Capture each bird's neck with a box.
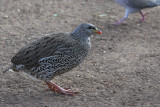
[72,30,89,42]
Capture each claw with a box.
[113,17,127,25]
[45,81,79,96]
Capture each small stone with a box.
[3,15,8,19]
[81,2,85,5]
[53,14,58,17]
[137,24,140,26]
[17,9,21,13]
[97,14,107,17]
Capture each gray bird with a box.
[114,0,160,25]
[3,23,102,95]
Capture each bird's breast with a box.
[87,38,91,49]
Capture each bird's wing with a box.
[11,33,70,68]
[129,0,160,8]
[33,42,88,78]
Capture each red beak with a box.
[95,29,102,35]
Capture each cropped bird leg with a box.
[45,81,79,95]
[139,10,147,22]
[114,9,130,25]
[114,17,127,25]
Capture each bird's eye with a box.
[88,26,95,29]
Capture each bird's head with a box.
[73,23,102,37]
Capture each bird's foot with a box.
[113,17,127,25]
[45,87,71,92]
[139,11,147,22]
[139,14,147,22]
[113,21,122,26]
[45,81,79,96]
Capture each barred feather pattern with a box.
[27,43,90,81]
[9,23,99,81]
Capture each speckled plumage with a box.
[3,23,102,95]
[4,23,101,81]
[11,32,90,80]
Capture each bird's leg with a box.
[114,17,127,25]
[45,86,71,92]
[114,9,129,25]
[45,81,79,95]
[139,10,147,22]
[45,84,59,92]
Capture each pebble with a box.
[76,75,80,77]
[3,15,8,19]
[17,9,21,13]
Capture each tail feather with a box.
[2,64,13,73]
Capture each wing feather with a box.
[11,33,70,68]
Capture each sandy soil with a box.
[0,0,160,107]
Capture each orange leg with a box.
[45,81,79,96]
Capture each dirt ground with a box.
[0,0,160,107]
